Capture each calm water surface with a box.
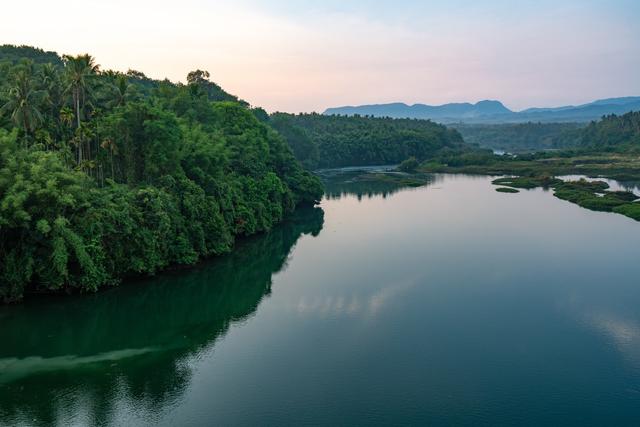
[2,173,640,426]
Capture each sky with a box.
[2,0,640,112]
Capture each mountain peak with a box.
[474,100,511,114]
[324,97,640,123]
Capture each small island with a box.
[496,187,520,193]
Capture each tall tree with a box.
[63,54,99,164]
[0,68,44,145]
[39,63,64,143]
[110,74,133,108]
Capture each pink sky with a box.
[3,0,639,112]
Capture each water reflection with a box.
[319,169,440,200]
[2,173,640,426]
[0,207,324,427]
[565,293,640,370]
[290,277,420,319]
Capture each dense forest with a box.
[578,112,640,152]
[0,45,323,302]
[452,122,584,153]
[270,113,468,169]
[450,113,640,155]
[452,114,640,154]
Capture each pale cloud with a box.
[588,312,640,368]
[291,278,418,318]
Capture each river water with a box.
[1,172,640,426]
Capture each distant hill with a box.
[324,97,640,124]
[324,100,511,121]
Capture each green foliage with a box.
[269,114,319,169]
[0,45,62,66]
[0,66,46,141]
[99,101,182,184]
[453,122,583,153]
[0,46,322,302]
[579,112,640,153]
[398,157,419,173]
[552,180,636,212]
[495,187,519,193]
[271,113,466,169]
[452,113,640,154]
[492,176,562,189]
[419,150,640,182]
[432,148,496,167]
[490,175,639,222]
[420,112,640,180]
[613,203,640,221]
[0,133,107,300]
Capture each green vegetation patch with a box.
[495,187,519,193]
[398,157,419,173]
[553,181,637,213]
[418,152,640,183]
[613,203,640,221]
[489,174,640,221]
[492,176,562,189]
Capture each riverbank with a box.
[418,153,640,182]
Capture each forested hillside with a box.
[578,112,640,152]
[450,114,640,154]
[0,45,322,302]
[452,122,583,153]
[0,45,62,65]
[270,113,467,169]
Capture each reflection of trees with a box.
[322,171,439,200]
[0,207,324,427]
[620,181,640,194]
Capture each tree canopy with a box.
[270,112,467,169]
[0,45,322,302]
[578,112,640,153]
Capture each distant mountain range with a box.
[324,97,640,124]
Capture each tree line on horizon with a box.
[451,116,640,154]
[269,112,470,169]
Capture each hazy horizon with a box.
[3,0,639,113]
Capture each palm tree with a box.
[0,69,45,145]
[41,63,62,109]
[40,63,65,139]
[101,138,118,179]
[59,106,74,126]
[63,54,99,164]
[111,74,133,108]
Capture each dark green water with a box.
[2,172,640,426]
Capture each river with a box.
[1,172,640,426]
